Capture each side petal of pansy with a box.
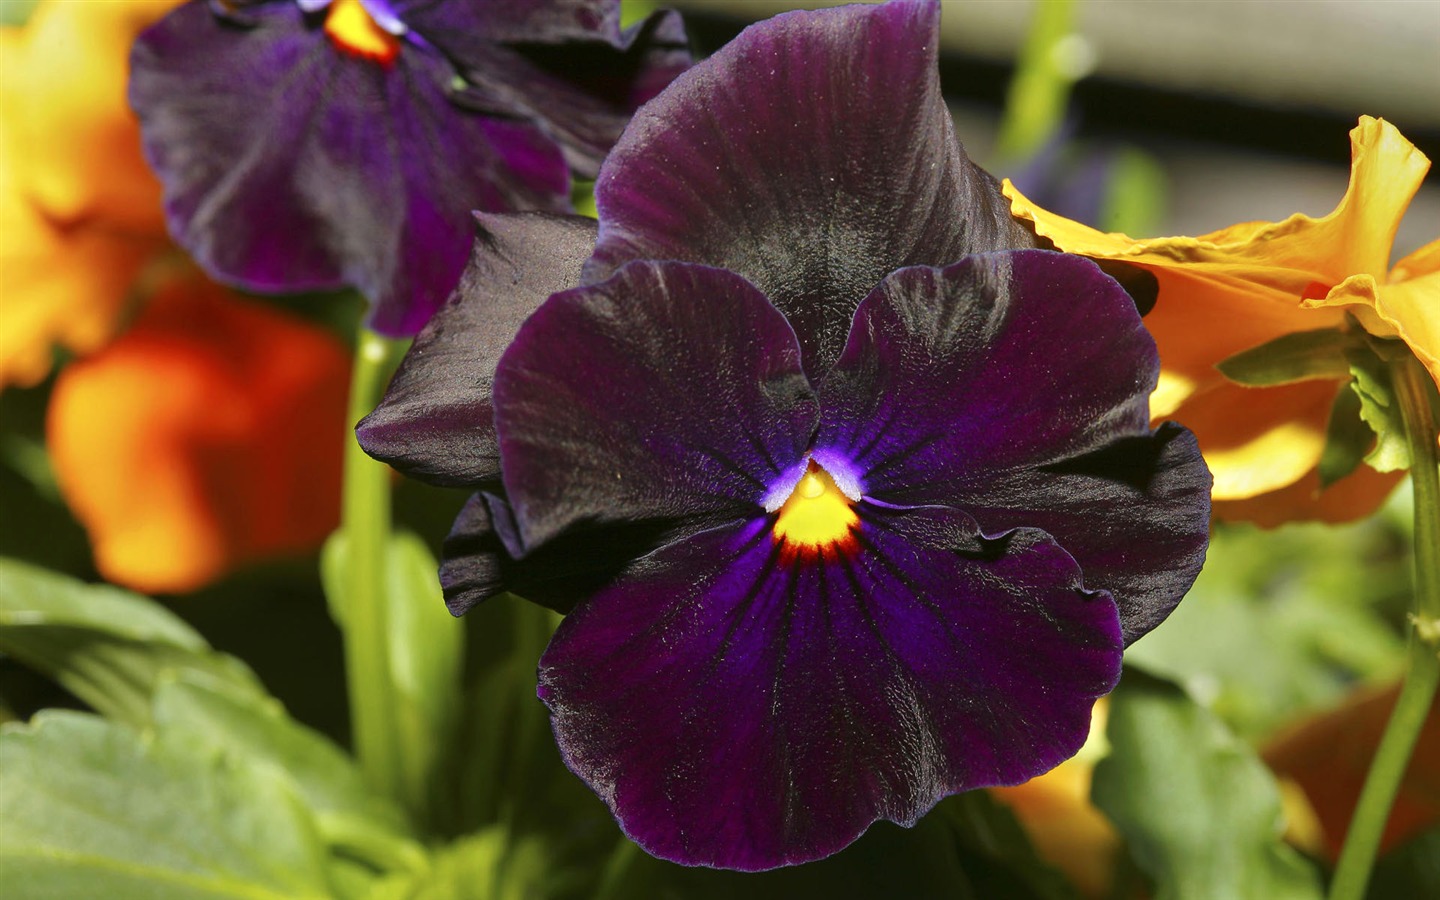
[538,508,1121,870]
[493,260,819,550]
[129,0,570,337]
[396,0,692,177]
[1369,238,1440,393]
[47,274,349,594]
[356,212,597,487]
[585,0,1038,374]
[816,251,1211,643]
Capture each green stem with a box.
[993,0,1082,166]
[1329,353,1440,900]
[341,329,402,797]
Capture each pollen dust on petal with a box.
[324,0,400,67]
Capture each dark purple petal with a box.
[438,491,694,616]
[130,2,570,337]
[967,423,1211,644]
[493,260,818,551]
[586,0,1037,373]
[390,0,623,46]
[817,250,1210,644]
[357,212,597,487]
[538,506,1121,870]
[451,11,692,178]
[818,250,1156,497]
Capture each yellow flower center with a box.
[324,0,400,66]
[773,461,858,551]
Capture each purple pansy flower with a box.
[358,0,1211,872]
[128,0,690,336]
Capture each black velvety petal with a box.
[817,250,1211,644]
[388,0,624,46]
[537,507,1121,870]
[130,1,570,337]
[393,0,692,180]
[438,491,689,616]
[585,0,1038,374]
[356,213,597,487]
[492,260,819,552]
[967,423,1211,644]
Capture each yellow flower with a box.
[0,0,181,387]
[1006,117,1435,523]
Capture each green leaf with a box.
[1092,670,1323,900]
[0,711,334,899]
[368,828,562,900]
[1348,347,1411,472]
[1318,383,1372,488]
[0,558,264,725]
[322,532,465,829]
[150,676,424,877]
[1216,329,1353,387]
[1367,826,1440,899]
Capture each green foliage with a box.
[1319,384,1372,488]
[1092,669,1323,900]
[370,828,564,900]
[0,557,265,726]
[322,531,465,829]
[0,711,335,900]
[1125,515,1406,740]
[1366,827,1440,899]
[1348,346,1412,473]
[1215,329,1354,387]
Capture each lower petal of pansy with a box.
[1212,461,1404,527]
[493,260,817,551]
[539,506,1122,871]
[129,1,570,337]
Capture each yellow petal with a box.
[1,0,180,233]
[1212,462,1403,527]
[1373,239,1440,392]
[1004,117,1429,291]
[1168,379,1336,501]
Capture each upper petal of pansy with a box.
[493,260,818,552]
[129,0,570,337]
[585,0,1037,374]
[538,506,1121,870]
[816,250,1211,643]
[448,10,691,178]
[357,212,597,487]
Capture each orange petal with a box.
[992,703,1119,898]
[1143,268,1346,417]
[1005,117,1429,293]
[1266,681,1440,860]
[0,152,162,387]
[48,276,351,593]
[1,0,181,233]
[1165,378,1337,502]
[1212,461,1404,527]
[1372,238,1440,393]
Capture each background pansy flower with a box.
[1006,116,1436,524]
[360,0,1212,870]
[128,0,691,337]
[48,273,350,594]
[0,0,179,387]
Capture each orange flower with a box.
[47,275,350,594]
[0,0,180,387]
[1006,117,1435,523]
[1266,681,1440,860]
[991,703,1119,898]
